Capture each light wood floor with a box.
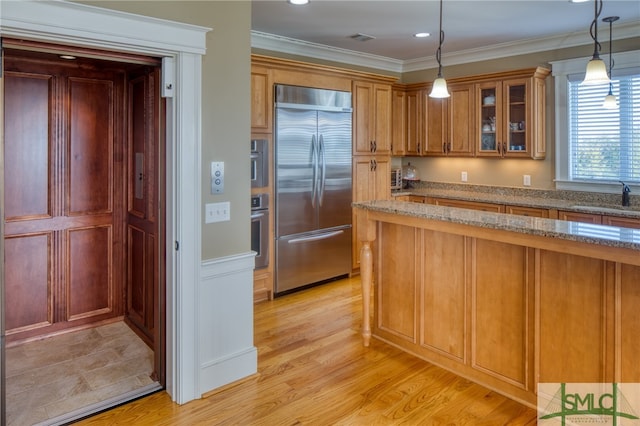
[77,276,538,425]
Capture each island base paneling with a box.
[366,217,640,408]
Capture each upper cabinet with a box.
[393,67,550,159]
[251,64,273,133]
[476,68,549,159]
[353,80,392,156]
[424,83,475,157]
[391,87,406,156]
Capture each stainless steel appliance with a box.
[250,138,268,188]
[274,84,352,295]
[251,193,269,269]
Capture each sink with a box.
[571,205,637,214]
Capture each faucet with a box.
[620,181,631,207]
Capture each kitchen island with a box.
[354,200,640,407]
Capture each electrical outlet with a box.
[523,175,531,186]
[205,201,231,223]
[461,171,468,182]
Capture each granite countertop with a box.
[391,183,640,219]
[354,200,640,251]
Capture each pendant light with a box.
[429,0,450,98]
[602,15,619,109]
[581,0,610,85]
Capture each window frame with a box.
[551,49,640,194]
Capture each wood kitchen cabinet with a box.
[505,205,549,217]
[352,156,391,268]
[424,83,474,157]
[476,67,549,159]
[353,80,392,156]
[251,64,272,133]
[428,197,505,213]
[391,87,406,156]
[558,210,602,224]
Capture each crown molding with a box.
[252,20,640,74]
[251,31,403,73]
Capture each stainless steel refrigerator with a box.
[274,84,352,295]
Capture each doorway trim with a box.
[1,1,209,405]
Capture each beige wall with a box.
[256,36,640,190]
[87,1,252,260]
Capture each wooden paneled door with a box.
[4,51,126,342]
[125,66,163,363]
[3,47,164,383]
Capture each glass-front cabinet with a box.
[476,78,532,158]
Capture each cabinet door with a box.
[405,89,423,156]
[476,81,503,157]
[391,88,406,156]
[424,91,448,156]
[503,78,530,157]
[448,83,474,156]
[430,198,504,213]
[353,81,392,156]
[373,83,392,155]
[353,81,374,154]
[251,65,272,133]
[602,215,640,229]
[505,205,549,218]
[353,156,390,268]
[558,210,602,224]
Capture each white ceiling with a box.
[251,0,640,71]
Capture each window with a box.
[552,50,640,192]
[568,74,640,182]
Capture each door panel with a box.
[69,77,113,215]
[68,226,112,320]
[4,72,52,220]
[275,108,317,237]
[4,233,52,332]
[3,50,125,342]
[317,111,352,230]
[125,67,161,347]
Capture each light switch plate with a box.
[205,202,230,223]
[211,161,224,194]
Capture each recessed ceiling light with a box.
[59,55,77,60]
[414,32,430,38]
[568,0,589,3]
[288,0,309,5]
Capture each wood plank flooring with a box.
[76,276,538,425]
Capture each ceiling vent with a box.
[350,33,376,42]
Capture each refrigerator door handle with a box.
[287,230,344,244]
[318,134,326,207]
[311,134,318,208]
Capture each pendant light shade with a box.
[430,77,450,99]
[429,0,450,98]
[582,57,610,85]
[603,88,617,109]
[581,0,610,85]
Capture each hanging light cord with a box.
[589,0,604,60]
[435,0,445,78]
[607,18,615,77]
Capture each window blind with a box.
[568,74,640,183]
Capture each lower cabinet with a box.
[428,197,504,213]
[353,156,391,269]
[373,221,640,406]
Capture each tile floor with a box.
[5,322,156,426]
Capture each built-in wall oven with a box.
[251,193,269,269]
[251,139,268,188]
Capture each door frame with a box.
[0,1,209,405]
